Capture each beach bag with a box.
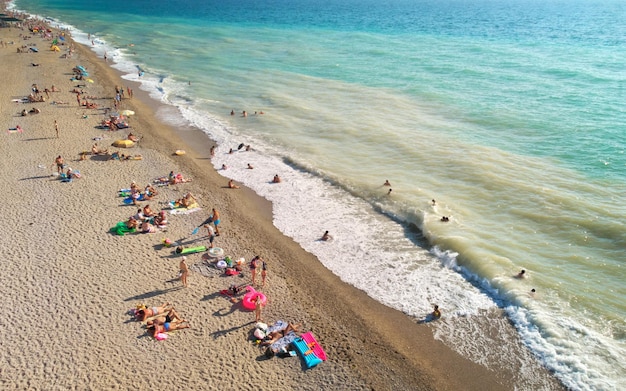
[254,328,267,340]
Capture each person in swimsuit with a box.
[261,261,268,287]
[54,155,64,174]
[142,204,156,219]
[135,302,173,321]
[146,308,184,326]
[254,296,264,322]
[211,208,221,235]
[260,323,301,346]
[249,256,260,285]
[321,231,331,241]
[204,223,216,248]
[179,257,189,288]
[147,319,190,337]
[432,305,441,319]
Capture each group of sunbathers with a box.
[134,303,190,338]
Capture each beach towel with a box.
[110,221,136,236]
[168,202,201,215]
[270,331,299,353]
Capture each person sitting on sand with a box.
[144,183,158,197]
[146,319,190,337]
[135,302,173,321]
[154,210,168,228]
[169,171,191,185]
[272,174,281,183]
[261,323,301,346]
[21,109,28,116]
[228,179,240,189]
[142,204,156,219]
[29,107,40,114]
[432,305,441,319]
[141,220,156,233]
[91,143,108,155]
[66,168,81,179]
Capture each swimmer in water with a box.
[383,180,391,186]
[516,269,526,278]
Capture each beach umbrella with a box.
[119,109,135,116]
[112,139,135,148]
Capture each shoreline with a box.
[0,11,565,390]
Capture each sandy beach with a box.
[0,12,565,391]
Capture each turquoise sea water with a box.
[11,0,626,389]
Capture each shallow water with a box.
[12,0,626,389]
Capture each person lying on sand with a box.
[125,216,139,230]
[147,319,190,337]
[174,192,196,208]
[146,308,184,326]
[135,303,173,321]
[261,323,301,346]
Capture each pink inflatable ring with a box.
[241,286,267,310]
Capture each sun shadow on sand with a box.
[124,286,183,301]
[19,175,53,180]
[22,137,55,141]
[210,320,255,339]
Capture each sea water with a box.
[10,0,626,389]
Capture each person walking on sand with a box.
[210,208,221,235]
[54,119,59,138]
[179,256,189,288]
[204,223,216,248]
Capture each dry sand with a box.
[0,16,565,391]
